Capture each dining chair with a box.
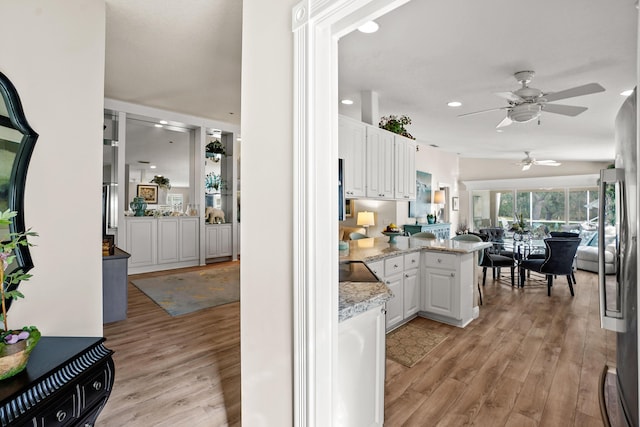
[411,232,436,239]
[519,237,581,296]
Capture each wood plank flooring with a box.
[97,264,613,426]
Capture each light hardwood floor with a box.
[97,264,613,426]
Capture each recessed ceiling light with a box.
[150,165,157,169]
[357,21,379,33]
[159,120,168,125]
[620,89,634,96]
[447,101,462,107]
[496,129,504,133]
[341,99,354,105]
[154,124,163,128]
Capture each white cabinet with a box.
[335,305,385,427]
[205,223,232,259]
[126,218,157,269]
[394,135,416,200]
[421,251,475,327]
[367,252,421,332]
[366,126,395,199]
[338,116,367,198]
[124,217,200,274]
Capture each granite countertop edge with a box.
[338,281,393,322]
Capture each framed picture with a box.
[408,170,432,218]
[345,199,353,217]
[137,184,158,203]
[452,196,459,211]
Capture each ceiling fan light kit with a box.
[459,70,605,128]
[516,151,561,171]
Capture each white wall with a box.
[241,0,296,424]
[0,1,105,335]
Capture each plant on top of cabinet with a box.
[150,175,171,189]
[206,139,226,157]
[379,115,415,140]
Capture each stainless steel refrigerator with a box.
[599,88,638,426]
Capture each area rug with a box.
[131,264,240,316]
[386,321,448,368]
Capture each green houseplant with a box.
[0,209,39,379]
[150,175,171,190]
[379,115,415,140]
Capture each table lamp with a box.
[433,190,445,222]
[357,211,375,235]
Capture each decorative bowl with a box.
[381,231,402,244]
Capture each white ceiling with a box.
[104,0,637,166]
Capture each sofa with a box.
[576,242,616,274]
[339,226,367,241]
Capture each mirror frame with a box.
[0,71,38,306]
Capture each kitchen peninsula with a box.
[340,236,491,330]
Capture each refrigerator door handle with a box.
[598,168,626,332]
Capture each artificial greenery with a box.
[150,175,171,189]
[0,209,37,333]
[379,115,415,140]
[206,139,226,157]
[205,173,227,193]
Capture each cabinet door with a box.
[366,127,394,199]
[394,136,416,200]
[126,219,157,268]
[179,217,199,261]
[339,117,367,198]
[423,268,457,318]
[205,226,221,258]
[384,273,404,332]
[335,306,385,426]
[403,268,420,318]
[157,218,179,264]
[218,224,232,256]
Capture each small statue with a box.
[205,207,225,224]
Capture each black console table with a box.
[0,337,114,426]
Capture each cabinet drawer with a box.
[82,367,110,409]
[37,394,77,427]
[404,252,420,270]
[384,255,404,276]
[365,260,384,279]
[424,252,457,269]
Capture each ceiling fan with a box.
[517,151,561,171]
[459,70,605,128]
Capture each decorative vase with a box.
[427,216,435,224]
[0,327,41,380]
[130,197,147,216]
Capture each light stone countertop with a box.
[338,236,491,322]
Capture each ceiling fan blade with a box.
[458,106,508,117]
[522,163,532,171]
[543,83,605,102]
[543,104,588,117]
[496,116,512,128]
[495,91,524,103]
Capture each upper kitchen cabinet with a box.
[394,135,416,200]
[338,116,367,198]
[366,126,394,199]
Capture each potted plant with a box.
[206,139,226,158]
[378,115,415,140]
[427,214,436,224]
[150,175,171,189]
[0,209,39,380]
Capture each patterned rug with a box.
[131,264,240,316]
[386,321,448,368]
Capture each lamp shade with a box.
[357,211,375,227]
[433,190,446,205]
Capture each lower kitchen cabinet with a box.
[335,305,385,427]
[367,251,421,332]
[420,251,474,327]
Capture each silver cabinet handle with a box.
[405,274,409,278]
[437,259,442,263]
[451,273,455,277]
[381,307,387,314]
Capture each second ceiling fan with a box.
[459,70,605,128]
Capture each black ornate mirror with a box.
[0,71,38,309]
